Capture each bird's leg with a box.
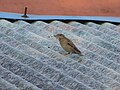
[69,52,72,56]
[64,52,70,56]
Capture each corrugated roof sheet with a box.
[0,19,120,90]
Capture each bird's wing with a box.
[67,39,80,52]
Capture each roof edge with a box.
[0,12,120,23]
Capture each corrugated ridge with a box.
[0,19,120,90]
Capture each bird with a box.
[54,34,83,56]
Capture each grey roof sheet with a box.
[0,19,120,90]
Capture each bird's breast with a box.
[59,39,72,52]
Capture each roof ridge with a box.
[0,12,120,23]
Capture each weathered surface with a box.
[0,19,120,90]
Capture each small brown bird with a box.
[54,34,83,56]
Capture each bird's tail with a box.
[75,50,84,56]
[79,53,84,56]
[78,52,84,56]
